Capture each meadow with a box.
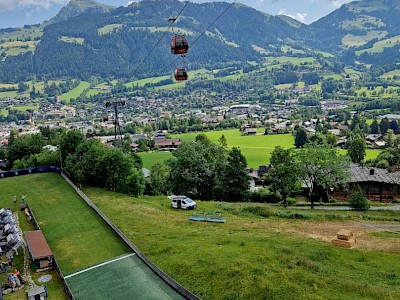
[59,81,91,102]
[84,187,400,300]
[138,129,381,169]
[0,173,399,299]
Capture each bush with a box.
[249,189,279,203]
[287,197,297,205]
[349,186,370,211]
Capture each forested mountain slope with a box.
[1,0,400,82]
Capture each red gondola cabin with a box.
[175,68,188,81]
[171,35,189,55]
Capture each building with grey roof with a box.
[333,165,399,202]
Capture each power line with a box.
[130,1,190,78]
[150,0,238,84]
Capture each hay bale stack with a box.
[331,229,355,248]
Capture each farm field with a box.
[137,129,382,169]
[59,81,91,102]
[0,90,18,98]
[171,129,294,168]
[84,187,400,300]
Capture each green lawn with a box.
[138,152,173,169]
[0,174,130,275]
[59,81,91,102]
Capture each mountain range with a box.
[0,0,400,83]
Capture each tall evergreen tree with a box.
[294,128,308,148]
[370,119,380,134]
[379,117,390,135]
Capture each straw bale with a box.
[331,237,356,248]
[336,229,353,241]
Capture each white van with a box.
[168,195,197,210]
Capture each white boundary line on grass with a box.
[64,253,136,279]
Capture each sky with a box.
[0,0,354,29]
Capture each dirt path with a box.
[271,220,400,253]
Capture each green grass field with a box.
[59,81,91,102]
[1,173,399,300]
[84,188,400,300]
[380,69,400,79]
[12,104,38,112]
[0,90,18,98]
[170,129,294,168]
[0,174,130,275]
[139,129,382,170]
[356,35,400,56]
[138,152,173,169]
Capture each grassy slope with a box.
[0,174,399,299]
[0,174,130,275]
[59,81,91,102]
[84,188,400,300]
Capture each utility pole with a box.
[105,97,126,146]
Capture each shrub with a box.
[240,205,274,217]
[349,185,370,211]
[286,197,297,205]
[249,189,279,203]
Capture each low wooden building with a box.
[25,230,54,272]
[333,166,399,202]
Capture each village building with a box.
[333,165,399,202]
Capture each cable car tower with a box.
[104,97,126,146]
[169,17,189,81]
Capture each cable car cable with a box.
[130,1,190,78]
[150,0,237,84]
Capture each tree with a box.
[379,117,390,135]
[294,128,307,148]
[348,185,370,211]
[168,141,225,200]
[267,147,299,207]
[384,129,395,148]
[370,119,380,134]
[218,147,250,202]
[347,135,366,164]
[59,130,84,163]
[218,134,227,148]
[295,144,350,208]
[148,163,169,195]
[195,134,211,146]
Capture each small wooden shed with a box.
[25,230,54,272]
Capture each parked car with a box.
[168,195,197,210]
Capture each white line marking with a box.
[65,253,136,279]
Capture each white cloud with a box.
[278,8,307,23]
[0,0,68,11]
[329,0,352,7]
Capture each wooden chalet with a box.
[333,166,399,202]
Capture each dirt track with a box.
[275,221,400,253]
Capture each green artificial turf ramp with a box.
[66,254,184,300]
